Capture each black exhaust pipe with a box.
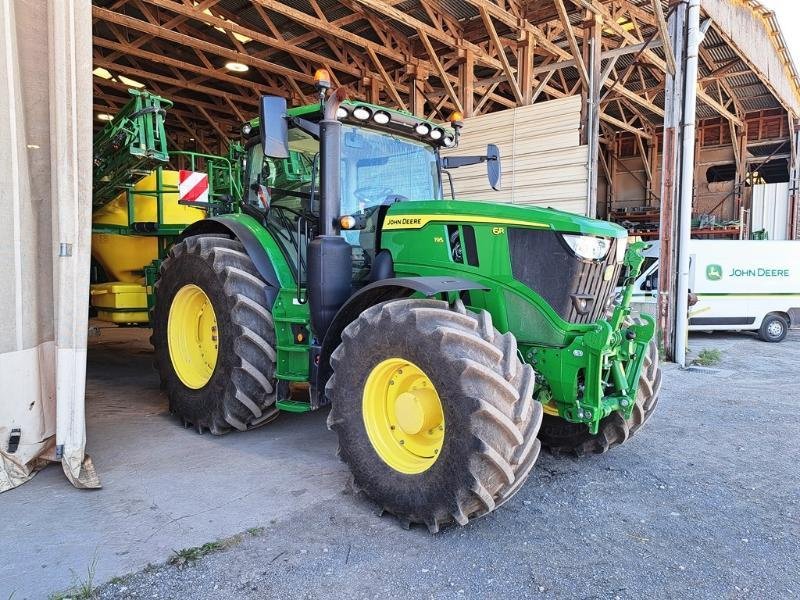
[308,88,352,341]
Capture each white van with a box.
[627,240,800,342]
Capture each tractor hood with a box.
[382,200,627,239]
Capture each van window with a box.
[617,256,657,287]
[641,268,658,291]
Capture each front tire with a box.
[758,313,788,342]
[326,298,542,532]
[151,234,278,434]
[538,325,662,456]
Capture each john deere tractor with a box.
[148,77,661,532]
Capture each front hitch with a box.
[532,241,656,434]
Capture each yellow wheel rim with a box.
[362,358,445,474]
[167,284,219,389]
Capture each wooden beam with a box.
[196,104,232,142]
[533,40,664,75]
[93,57,259,107]
[461,0,569,60]
[138,0,371,82]
[353,0,507,71]
[553,0,589,88]
[479,7,524,105]
[93,37,283,96]
[173,112,214,154]
[651,0,676,75]
[418,30,463,114]
[459,49,475,116]
[93,7,316,84]
[520,31,535,105]
[366,46,407,111]
[599,113,653,139]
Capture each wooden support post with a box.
[408,66,427,117]
[459,49,475,117]
[368,77,380,104]
[520,31,535,105]
[637,134,653,206]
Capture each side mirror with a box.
[259,96,289,159]
[486,143,501,191]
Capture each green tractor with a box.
[149,79,661,531]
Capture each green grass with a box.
[49,555,98,600]
[168,541,224,568]
[693,348,722,366]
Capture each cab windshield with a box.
[339,124,440,217]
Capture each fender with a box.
[314,276,489,405]
[180,213,295,306]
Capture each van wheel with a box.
[758,313,788,342]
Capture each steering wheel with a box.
[354,186,394,205]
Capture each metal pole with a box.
[657,2,686,361]
[674,0,706,367]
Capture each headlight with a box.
[373,110,390,124]
[562,234,611,261]
[415,123,430,135]
[442,134,456,147]
[242,123,252,135]
[615,236,628,263]
[430,128,443,140]
[336,107,348,119]
[353,106,371,120]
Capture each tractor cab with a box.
[238,76,499,287]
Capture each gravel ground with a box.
[86,330,799,600]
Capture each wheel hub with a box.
[767,320,783,337]
[167,284,219,389]
[362,358,445,474]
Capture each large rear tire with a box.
[326,298,542,532]
[151,234,278,434]
[538,325,661,456]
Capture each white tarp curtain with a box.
[751,183,790,241]
[0,0,97,491]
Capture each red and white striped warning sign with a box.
[179,170,209,203]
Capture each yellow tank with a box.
[91,169,205,323]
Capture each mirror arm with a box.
[442,155,489,169]
[290,117,320,139]
[442,170,456,200]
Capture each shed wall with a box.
[447,96,589,215]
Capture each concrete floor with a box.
[2,327,799,599]
[0,325,348,599]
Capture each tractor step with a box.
[275,399,312,413]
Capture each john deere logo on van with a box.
[706,264,723,281]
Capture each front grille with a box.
[507,229,620,324]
